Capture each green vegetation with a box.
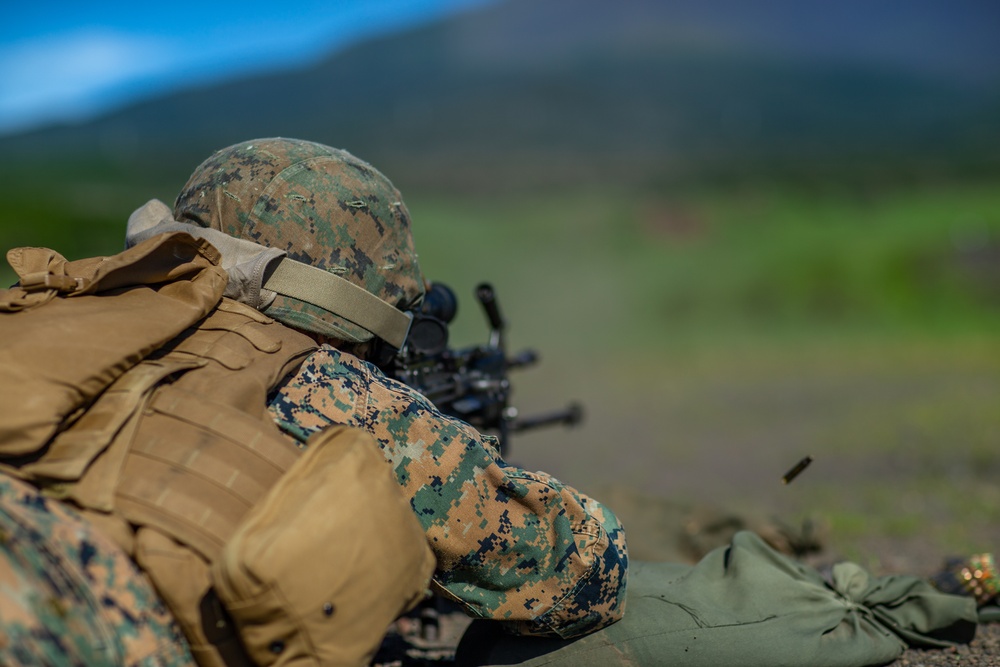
[2,174,998,571]
[0,161,180,287]
[406,180,1000,351]
[6,171,998,346]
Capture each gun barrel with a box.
[510,402,584,432]
[507,349,538,370]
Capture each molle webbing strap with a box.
[263,258,412,348]
[114,387,301,561]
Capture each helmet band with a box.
[263,257,412,348]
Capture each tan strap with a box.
[264,258,412,348]
[19,272,85,294]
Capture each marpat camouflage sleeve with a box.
[0,473,194,666]
[268,346,628,638]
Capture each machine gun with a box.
[381,282,582,454]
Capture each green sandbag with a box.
[458,531,976,667]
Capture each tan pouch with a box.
[211,426,436,667]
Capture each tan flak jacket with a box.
[0,231,435,666]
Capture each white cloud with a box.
[0,0,498,134]
[0,29,179,129]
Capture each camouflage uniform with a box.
[0,473,193,666]
[267,347,628,638]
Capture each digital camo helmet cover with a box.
[173,138,424,343]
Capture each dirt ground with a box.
[383,336,1000,666]
[374,613,1000,667]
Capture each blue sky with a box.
[0,0,493,135]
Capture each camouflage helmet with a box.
[173,138,423,344]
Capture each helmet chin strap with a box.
[263,258,412,349]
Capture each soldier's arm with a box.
[268,346,628,638]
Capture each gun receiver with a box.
[384,282,582,453]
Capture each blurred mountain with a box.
[2,0,999,191]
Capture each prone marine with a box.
[0,138,626,666]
